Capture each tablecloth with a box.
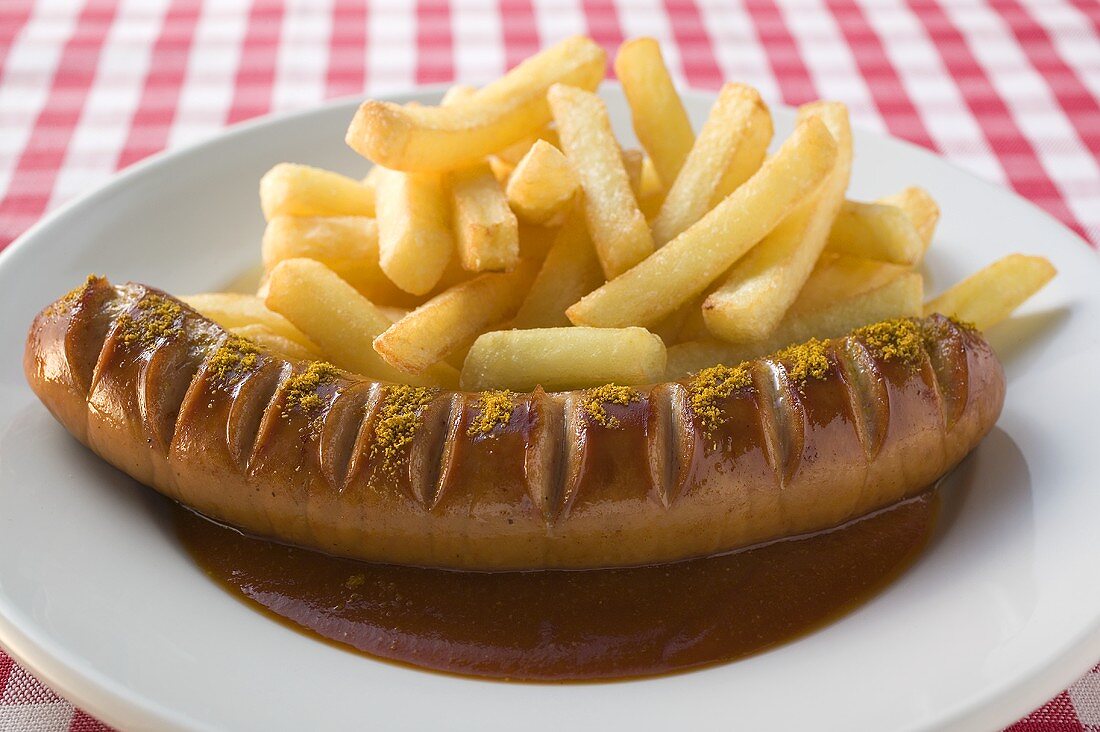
[0,0,1098,729]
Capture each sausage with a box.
[24,276,1005,570]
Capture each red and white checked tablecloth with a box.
[1,0,1098,729]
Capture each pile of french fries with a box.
[186,35,1056,392]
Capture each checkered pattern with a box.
[0,1,1097,729]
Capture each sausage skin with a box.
[24,277,1005,570]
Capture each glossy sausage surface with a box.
[24,277,1005,569]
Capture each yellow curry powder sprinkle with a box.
[207,336,259,381]
[283,361,339,416]
[118,293,183,345]
[581,384,639,428]
[775,337,832,382]
[919,315,976,353]
[689,363,753,434]
[48,274,100,316]
[372,385,436,474]
[854,318,924,364]
[467,390,515,436]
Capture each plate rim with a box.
[1,84,1098,732]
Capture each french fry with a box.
[923,253,1056,330]
[621,148,645,198]
[451,162,520,272]
[549,83,654,278]
[444,332,484,371]
[261,215,420,307]
[566,116,838,328]
[649,301,693,345]
[378,305,409,323]
[880,186,939,250]
[637,155,665,220]
[487,156,515,185]
[665,268,923,380]
[775,265,922,346]
[346,36,605,171]
[460,327,666,392]
[260,163,374,220]
[650,293,707,345]
[264,258,457,386]
[496,126,559,165]
[180,292,318,351]
[517,222,559,261]
[373,260,539,375]
[373,166,454,295]
[495,134,540,166]
[713,101,773,203]
[229,324,322,362]
[505,139,579,225]
[614,37,695,186]
[703,101,852,342]
[825,200,925,265]
[652,84,771,246]
[796,252,911,307]
[440,84,477,106]
[665,340,754,383]
[511,215,604,329]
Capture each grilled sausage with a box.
[24,276,1005,570]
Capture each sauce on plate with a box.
[175,491,936,681]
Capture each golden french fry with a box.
[440,84,477,105]
[460,326,666,392]
[637,155,665,220]
[260,163,375,220]
[665,269,923,379]
[703,101,852,342]
[880,186,939,251]
[495,134,540,166]
[361,166,382,192]
[229,324,322,362]
[505,139,579,225]
[373,260,538,375]
[796,252,911,307]
[713,102,773,202]
[516,222,559,261]
[566,116,838,328]
[614,37,695,186]
[264,258,457,386]
[346,36,605,171]
[181,292,318,351]
[495,125,560,166]
[649,301,692,345]
[511,215,604,329]
[664,340,754,383]
[444,332,483,371]
[549,83,654,278]
[373,166,454,295]
[826,200,924,265]
[650,293,707,345]
[487,156,515,185]
[775,268,922,347]
[621,148,645,198]
[378,305,409,323]
[451,162,519,272]
[652,84,771,246]
[924,253,1056,330]
[261,215,420,307]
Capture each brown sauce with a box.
[175,491,937,681]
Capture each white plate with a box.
[1,86,1098,732]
